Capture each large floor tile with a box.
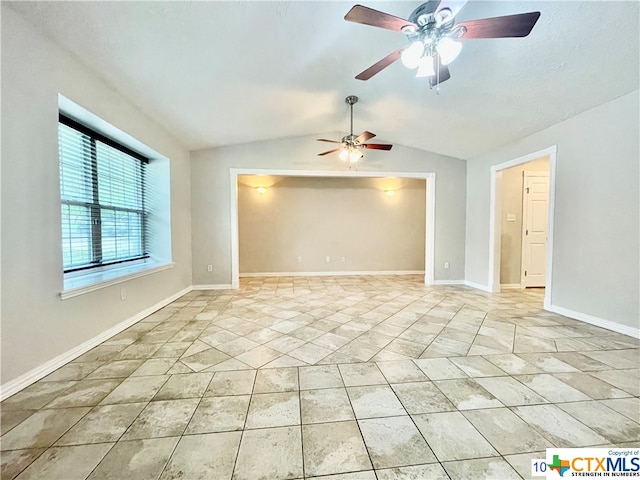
[14,443,113,480]
[245,391,300,428]
[185,395,250,434]
[0,407,91,450]
[375,360,428,383]
[87,437,180,479]
[433,378,503,410]
[599,397,640,423]
[301,388,355,424]
[233,426,303,480]
[299,365,344,390]
[99,375,168,405]
[390,381,456,414]
[1,449,46,480]
[302,421,372,477]
[462,407,553,455]
[338,363,386,387]
[474,376,548,406]
[552,372,631,399]
[56,403,146,445]
[512,404,609,447]
[347,385,406,419]
[413,358,468,380]
[358,416,436,469]
[159,431,241,480]
[205,370,256,396]
[412,411,498,461]
[153,372,213,400]
[514,373,592,402]
[121,399,199,440]
[557,401,640,444]
[254,367,299,393]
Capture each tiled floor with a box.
[1,275,639,479]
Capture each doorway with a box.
[488,146,557,309]
[229,169,436,289]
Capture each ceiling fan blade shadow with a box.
[457,12,541,39]
[316,139,342,143]
[356,46,406,80]
[345,4,417,32]
[354,131,376,143]
[362,143,393,151]
[317,148,342,156]
[435,0,468,21]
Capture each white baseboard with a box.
[434,280,466,285]
[0,286,192,401]
[192,284,235,290]
[464,280,493,292]
[501,284,523,290]
[239,270,425,278]
[548,304,640,339]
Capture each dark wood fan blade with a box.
[345,4,417,32]
[317,148,342,156]
[429,56,451,87]
[456,12,541,39]
[362,143,393,151]
[354,131,376,144]
[435,0,468,21]
[316,139,341,143]
[356,47,406,80]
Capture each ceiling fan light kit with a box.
[317,95,392,168]
[345,1,541,89]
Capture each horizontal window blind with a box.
[58,117,149,272]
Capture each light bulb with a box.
[339,149,348,161]
[416,56,435,77]
[349,148,362,163]
[256,187,266,195]
[437,37,462,65]
[385,190,395,197]
[401,41,424,69]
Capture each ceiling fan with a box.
[317,95,392,165]
[345,0,541,88]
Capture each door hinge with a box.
[526,229,528,235]
[526,187,530,194]
[524,270,527,277]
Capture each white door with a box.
[521,172,549,287]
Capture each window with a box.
[58,115,149,273]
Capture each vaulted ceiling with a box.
[7,1,639,159]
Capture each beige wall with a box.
[465,90,639,333]
[238,176,426,274]
[191,137,467,286]
[500,157,550,285]
[1,7,192,385]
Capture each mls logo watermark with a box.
[532,448,640,478]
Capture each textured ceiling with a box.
[7,1,639,159]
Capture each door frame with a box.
[488,145,557,309]
[520,171,550,288]
[229,168,436,289]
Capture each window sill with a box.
[61,261,174,300]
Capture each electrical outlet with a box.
[444,262,450,269]
[207,265,213,272]
[120,288,126,300]
[325,256,330,263]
